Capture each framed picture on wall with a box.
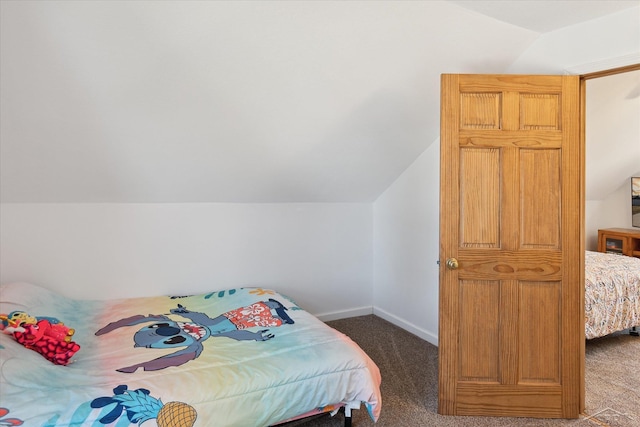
[633,177,640,228]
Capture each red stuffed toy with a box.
[1,312,80,365]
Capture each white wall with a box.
[0,203,373,318]
[1,6,638,345]
[584,70,640,246]
[373,142,440,345]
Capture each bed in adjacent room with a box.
[0,282,381,427]
[585,250,640,339]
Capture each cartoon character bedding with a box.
[585,250,640,339]
[0,282,381,426]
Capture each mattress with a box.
[0,282,381,426]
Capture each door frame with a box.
[579,61,640,412]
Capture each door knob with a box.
[445,258,459,270]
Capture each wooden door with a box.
[438,74,584,418]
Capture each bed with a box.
[585,250,640,339]
[0,282,381,427]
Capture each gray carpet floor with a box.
[286,315,639,427]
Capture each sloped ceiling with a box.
[449,0,637,32]
[1,1,638,203]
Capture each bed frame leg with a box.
[631,326,639,336]
[344,406,352,427]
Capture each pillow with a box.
[1,282,67,311]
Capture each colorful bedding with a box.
[0,283,381,426]
[585,251,640,339]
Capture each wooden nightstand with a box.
[597,228,640,258]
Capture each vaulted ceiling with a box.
[1,1,638,203]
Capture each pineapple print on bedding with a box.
[75,385,197,427]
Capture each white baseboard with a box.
[315,306,373,322]
[315,305,439,347]
[373,307,438,346]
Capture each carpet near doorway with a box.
[285,315,639,427]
